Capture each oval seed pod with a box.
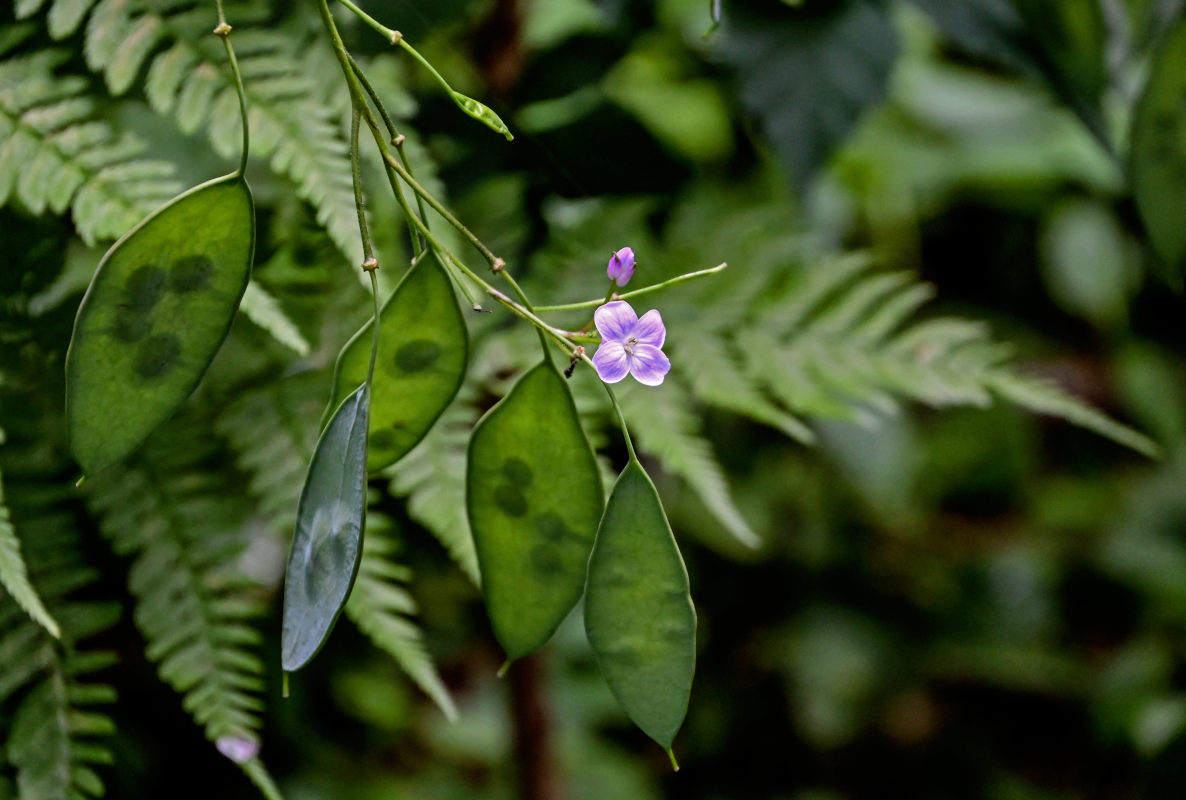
[281,383,370,673]
[466,361,603,662]
[66,174,254,476]
[584,459,695,764]
[1132,15,1186,274]
[328,255,467,472]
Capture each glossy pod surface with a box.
[66,175,254,476]
[282,383,370,672]
[329,256,467,472]
[584,459,695,753]
[467,361,603,662]
[1132,15,1186,271]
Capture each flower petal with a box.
[592,341,631,383]
[594,301,637,342]
[628,344,670,386]
[632,309,665,348]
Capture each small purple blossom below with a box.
[606,247,635,287]
[592,300,670,386]
[216,735,260,764]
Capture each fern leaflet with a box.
[78,0,363,264]
[84,427,281,791]
[0,484,119,800]
[0,466,59,638]
[345,517,457,721]
[0,48,180,243]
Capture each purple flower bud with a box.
[216,736,260,764]
[606,247,636,287]
[591,300,670,386]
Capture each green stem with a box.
[346,51,428,255]
[601,383,638,463]
[333,2,454,98]
[317,0,582,361]
[379,149,498,266]
[349,105,375,264]
[366,267,381,384]
[214,1,250,178]
[534,263,728,312]
[336,0,398,42]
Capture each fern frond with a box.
[216,372,325,531]
[84,427,281,789]
[78,0,362,264]
[386,399,482,585]
[667,255,1156,455]
[617,380,762,549]
[0,49,180,242]
[240,281,311,357]
[0,484,119,800]
[345,518,457,720]
[0,466,59,638]
[984,371,1159,457]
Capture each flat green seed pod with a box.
[584,460,695,755]
[467,361,603,662]
[328,256,468,472]
[66,175,254,476]
[281,383,371,673]
[1132,16,1186,274]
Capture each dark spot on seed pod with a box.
[112,307,151,342]
[125,265,167,310]
[170,255,214,293]
[134,333,181,379]
[394,339,441,373]
[530,545,563,575]
[493,484,528,517]
[369,430,397,451]
[503,457,532,486]
[535,512,572,543]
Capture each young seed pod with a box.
[327,255,467,472]
[281,383,371,673]
[466,361,603,663]
[585,459,695,765]
[66,174,254,476]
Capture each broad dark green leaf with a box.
[66,174,254,476]
[1132,14,1186,276]
[466,361,603,662]
[329,256,467,472]
[721,0,898,194]
[281,383,370,673]
[910,0,1108,143]
[584,459,695,758]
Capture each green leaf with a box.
[720,1,898,193]
[467,361,603,662]
[282,383,370,673]
[329,256,468,472]
[584,459,696,759]
[66,174,255,476]
[0,469,59,638]
[1131,14,1186,276]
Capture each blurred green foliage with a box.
[4,0,1186,798]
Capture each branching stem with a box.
[214,0,249,178]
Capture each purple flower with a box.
[592,301,670,386]
[606,247,636,287]
[216,736,260,764]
